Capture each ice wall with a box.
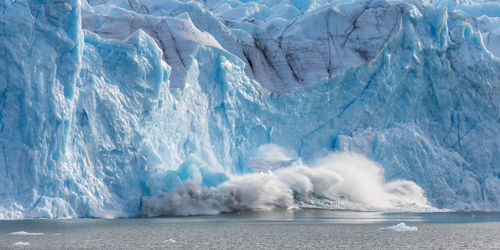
[1,0,500,218]
[0,0,83,218]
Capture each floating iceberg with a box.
[13,242,31,246]
[1,0,500,218]
[379,223,418,232]
[9,232,44,236]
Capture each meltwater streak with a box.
[141,151,435,216]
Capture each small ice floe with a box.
[13,242,30,246]
[164,239,176,243]
[9,231,44,236]
[379,223,418,231]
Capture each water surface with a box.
[1,210,499,249]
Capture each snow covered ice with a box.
[1,0,500,218]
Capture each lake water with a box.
[1,210,500,249]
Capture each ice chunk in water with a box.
[9,231,44,236]
[379,223,418,231]
[13,242,30,246]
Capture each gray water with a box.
[1,210,500,249]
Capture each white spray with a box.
[141,145,434,216]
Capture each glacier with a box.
[1,0,500,218]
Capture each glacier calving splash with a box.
[1,0,500,218]
[141,152,433,216]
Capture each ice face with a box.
[1,0,500,218]
[0,0,83,218]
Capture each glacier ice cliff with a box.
[1,0,500,218]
